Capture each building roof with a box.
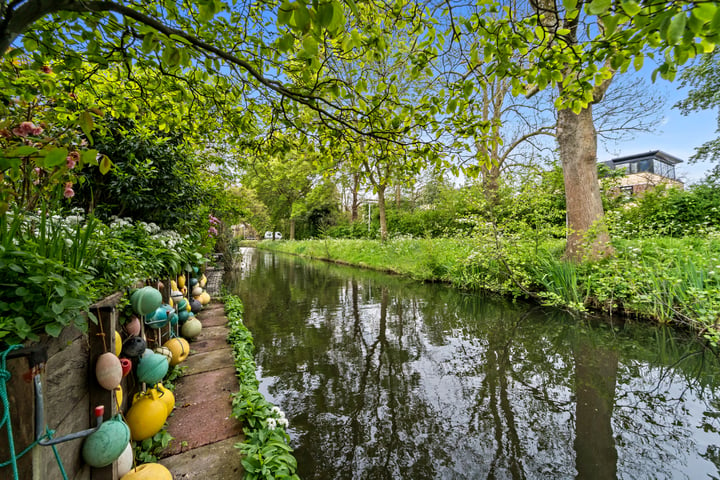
[606,150,683,166]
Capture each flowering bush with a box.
[0,56,112,214]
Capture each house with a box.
[601,150,684,194]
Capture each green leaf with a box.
[51,302,64,314]
[302,36,318,56]
[15,287,28,297]
[278,33,295,51]
[293,4,311,31]
[162,46,181,67]
[99,155,113,175]
[692,3,717,23]
[711,7,720,31]
[328,1,346,32]
[317,2,334,28]
[345,0,359,17]
[45,323,63,337]
[666,12,687,45]
[620,0,641,17]
[633,53,644,71]
[141,32,157,54]
[0,156,21,171]
[587,0,611,16]
[23,37,38,52]
[44,147,69,168]
[277,1,293,25]
[602,15,620,36]
[81,149,98,166]
[9,146,39,157]
[78,111,95,140]
[562,0,577,13]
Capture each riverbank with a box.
[257,237,720,342]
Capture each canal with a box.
[227,248,720,480]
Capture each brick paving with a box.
[158,281,244,478]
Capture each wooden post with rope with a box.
[88,292,122,480]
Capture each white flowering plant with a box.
[0,207,207,344]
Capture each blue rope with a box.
[0,345,68,480]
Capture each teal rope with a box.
[48,427,68,480]
[0,346,68,480]
[0,344,23,480]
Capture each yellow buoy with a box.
[114,331,122,356]
[114,385,124,411]
[177,275,186,288]
[163,337,190,366]
[152,383,175,415]
[120,463,172,480]
[126,390,167,441]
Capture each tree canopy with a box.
[2,0,719,256]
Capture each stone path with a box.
[159,268,244,478]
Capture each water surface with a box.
[227,248,720,480]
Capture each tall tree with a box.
[453,0,717,260]
[675,51,720,164]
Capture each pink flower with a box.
[34,167,42,175]
[208,214,221,225]
[12,121,43,137]
[208,226,218,236]
[63,182,75,198]
[66,151,80,169]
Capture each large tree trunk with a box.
[557,106,611,261]
[481,162,501,205]
[395,184,401,208]
[289,218,295,240]
[377,184,388,241]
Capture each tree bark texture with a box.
[557,105,611,261]
[377,184,387,241]
[351,173,359,222]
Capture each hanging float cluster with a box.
[85,269,210,478]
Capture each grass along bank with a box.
[258,237,720,344]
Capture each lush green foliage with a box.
[74,121,219,229]
[607,182,720,238]
[225,295,299,480]
[0,208,207,344]
[260,235,720,344]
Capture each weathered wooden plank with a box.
[42,391,90,479]
[0,355,36,480]
[45,336,89,430]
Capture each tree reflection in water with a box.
[226,248,720,480]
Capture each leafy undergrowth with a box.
[225,295,299,480]
[259,237,720,344]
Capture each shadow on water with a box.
[225,248,720,480]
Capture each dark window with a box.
[637,159,652,173]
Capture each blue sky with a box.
[599,76,718,185]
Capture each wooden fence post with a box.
[88,292,122,480]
